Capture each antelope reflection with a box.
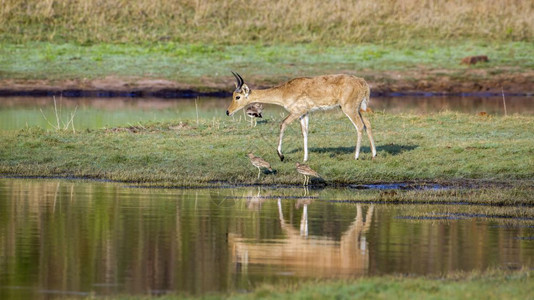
[229,198,374,277]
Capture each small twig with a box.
[39,107,58,129]
[65,106,78,133]
[501,87,507,116]
[195,97,200,126]
[53,96,61,129]
[40,96,78,132]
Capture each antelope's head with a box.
[226,72,250,116]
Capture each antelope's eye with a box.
[236,96,241,100]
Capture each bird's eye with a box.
[236,96,241,100]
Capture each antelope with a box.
[226,72,376,162]
[229,199,374,277]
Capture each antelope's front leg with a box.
[299,114,309,162]
[277,114,299,161]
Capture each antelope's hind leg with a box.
[361,113,377,158]
[342,109,365,159]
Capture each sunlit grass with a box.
[0,111,532,187]
[1,42,532,87]
[66,269,533,299]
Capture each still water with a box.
[0,95,533,130]
[1,178,533,298]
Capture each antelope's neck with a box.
[248,88,285,107]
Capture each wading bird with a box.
[245,103,263,127]
[247,153,273,179]
[226,72,376,162]
[296,162,321,186]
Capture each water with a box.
[1,178,533,299]
[0,95,532,130]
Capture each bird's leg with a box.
[257,167,261,179]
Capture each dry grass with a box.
[1,0,533,44]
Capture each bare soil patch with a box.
[0,69,533,97]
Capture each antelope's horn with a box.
[232,71,244,90]
[236,72,244,86]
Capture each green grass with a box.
[1,111,532,187]
[69,269,533,300]
[1,41,533,89]
[230,269,533,300]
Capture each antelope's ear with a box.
[242,84,250,97]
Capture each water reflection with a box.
[230,199,374,278]
[0,179,533,299]
[0,95,533,130]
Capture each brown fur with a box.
[227,74,377,162]
[229,202,374,277]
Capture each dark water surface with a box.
[0,95,532,130]
[1,178,533,299]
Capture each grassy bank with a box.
[1,0,532,44]
[71,269,533,299]
[0,42,534,79]
[1,111,532,187]
[216,269,534,300]
[1,41,533,90]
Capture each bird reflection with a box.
[245,187,265,211]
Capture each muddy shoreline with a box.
[1,174,527,191]
[1,70,533,98]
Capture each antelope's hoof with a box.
[278,152,285,161]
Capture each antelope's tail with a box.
[360,84,371,112]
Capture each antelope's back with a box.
[281,74,367,103]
